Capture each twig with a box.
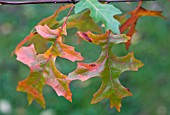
[0,0,156,5]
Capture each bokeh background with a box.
[0,0,170,115]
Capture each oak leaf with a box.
[66,10,102,33]
[120,2,165,49]
[15,25,83,108]
[69,31,143,112]
[74,0,122,34]
[16,44,72,108]
[14,4,73,53]
[14,4,102,54]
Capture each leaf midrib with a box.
[105,38,115,90]
[86,0,110,25]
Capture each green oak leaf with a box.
[74,0,122,34]
[69,31,143,112]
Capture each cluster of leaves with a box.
[14,0,164,112]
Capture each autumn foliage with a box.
[14,0,164,112]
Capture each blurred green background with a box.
[0,0,170,115]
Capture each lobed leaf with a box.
[14,4,73,53]
[120,2,165,49]
[16,44,73,108]
[17,71,45,108]
[15,4,102,53]
[69,31,143,111]
[13,3,149,111]
[36,25,84,62]
[16,24,83,108]
[66,10,102,33]
[37,4,73,28]
[35,24,67,39]
[74,0,122,34]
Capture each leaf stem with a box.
[0,0,156,5]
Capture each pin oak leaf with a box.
[15,24,83,108]
[74,0,122,34]
[69,31,143,112]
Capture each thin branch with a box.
[0,0,156,5]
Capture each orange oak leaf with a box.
[120,2,165,50]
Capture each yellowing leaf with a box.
[66,10,102,33]
[69,31,143,112]
[17,71,45,108]
[27,34,48,53]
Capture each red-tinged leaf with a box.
[17,71,45,108]
[69,31,143,112]
[68,62,104,81]
[37,4,73,27]
[14,4,73,53]
[44,57,72,102]
[45,58,72,101]
[54,37,84,62]
[15,44,74,108]
[35,24,67,39]
[16,45,46,107]
[15,22,84,107]
[14,32,36,54]
[35,25,60,39]
[120,2,165,49]
[36,25,84,62]
[15,44,46,67]
[77,31,109,44]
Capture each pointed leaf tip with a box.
[15,44,36,67]
[35,24,67,40]
[71,31,143,111]
[16,43,75,108]
[16,72,46,108]
[75,0,122,34]
[120,3,165,49]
